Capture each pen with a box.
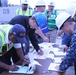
[26,66,32,73]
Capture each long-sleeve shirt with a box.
[59,24,76,71]
[9,15,40,52]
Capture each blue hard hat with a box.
[33,12,48,33]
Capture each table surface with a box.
[1,44,75,75]
[1,59,74,75]
[1,58,62,75]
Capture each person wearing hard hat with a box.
[32,0,46,15]
[44,1,57,43]
[15,0,32,16]
[65,3,76,17]
[0,24,30,74]
[73,12,76,22]
[58,3,76,50]
[32,0,48,43]
[61,12,76,48]
[9,13,49,56]
[56,12,76,75]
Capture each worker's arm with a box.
[14,44,30,66]
[0,61,19,71]
[29,28,44,55]
[35,27,49,42]
[0,44,29,71]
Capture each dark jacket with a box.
[9,15,40,52]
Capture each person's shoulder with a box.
[14,15,28,19]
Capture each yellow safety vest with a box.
[0,24,13,56]
[15,8,32,16]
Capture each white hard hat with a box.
[21,0,28,4]
[48,1,55,6]
[56,12,71,29]
[36,0,45,6]
[65,3,76,17]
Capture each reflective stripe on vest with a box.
[0,28,6,49]
[0,27,6,56]
[39,22,48,34]
[0,25,13,56]
[16,8,32,16]
[44,10,57,30]
[41,26,48,34]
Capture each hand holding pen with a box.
[22,57,30,66]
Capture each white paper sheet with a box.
[34,43,53,59]
[34,52,46,59]
[53,51,66,57]
[46,54,54,59]
[52,48,60,52]
[33,60,42,66]
[53,48,66,57]
[48,63,63,72]
[53,57,63,64]
[38,42,52,47]
[9,60,41,74]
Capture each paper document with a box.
[9,65,34,74]
[53,51,66,57]
[53,57,63,64]
[9,60,41,74]
[34,43,53,59]
[52,48,60,52]
[48,63,63,72]
[46,54,54,59]
[33,60,42,66]
[29,60,42,67]
[38,42,52,47]
[53,48,66,57]
[34,52,46,59]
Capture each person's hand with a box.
[57,71,64,75]
[43,36,49,42]
[22,58,30,66]
[57,30,63,36]
[37,50,44,55]
[22,55,30,66]
[57,31,63,36]
[47,11,51,18]
[24,54,29,60]
[8,65,19,71]
[62,46,68,52]
[55,65,64,75]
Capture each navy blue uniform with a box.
[59,24,76,71]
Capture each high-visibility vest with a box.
[44,10,57,30]
[15,8,32,16]
[0,25,13,56]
